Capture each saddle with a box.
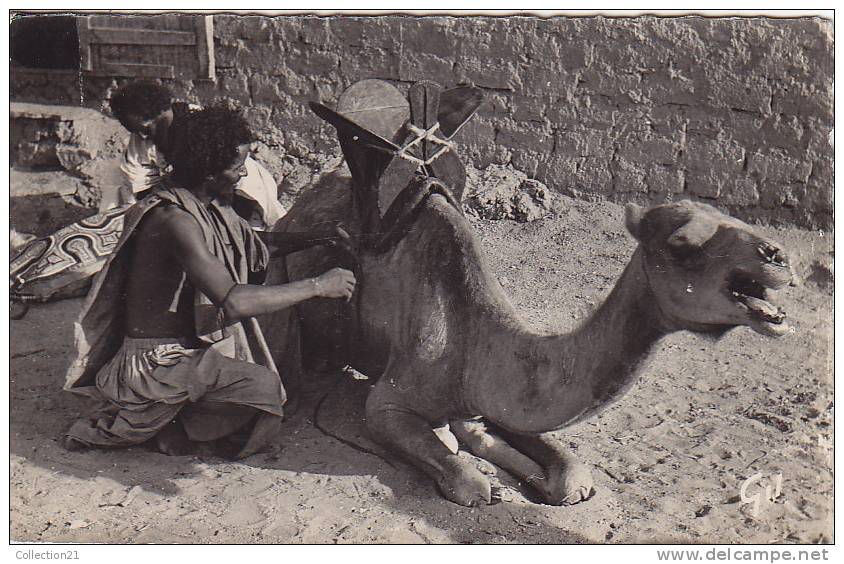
[309,79,483,249]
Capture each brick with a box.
[574,157,613,195]
[646,165,684,194]
[399,52,454,84]
[248,75,284,105]
[720,178,760,206]
[237,16,273,42]
[395,17,457,60]
[709,75,772,115]
[454,57,522,91]
[510,151,541,178]
[686,169,722,199]
[611,157,648,193]
[535,155,579,192]
[554,128,612,158]
[683,135,744,174]
[618,137,676,165]
[343,47,400,79]
[294,16,331,46]
[747,150,811,184]
[454,118,495,146]
[509,94,547,123]
[807,182,833,213]
[495,121,553,154]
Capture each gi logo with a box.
[739,472,783,518]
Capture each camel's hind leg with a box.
[365,387,491,507]
[450,420,593,505]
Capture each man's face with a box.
[122,108,173,140]
[206,143,250,202]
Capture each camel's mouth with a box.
[727,271,789,336]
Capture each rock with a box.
[11,102,127,171]
[10,103,129,214]
[745,410,792,433]
[463,164,554,222]
[76,157,126,210]
[10,169,96,236]
[10,168,81,199]
[56,145,95,171]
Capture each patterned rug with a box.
[10,205,130,317]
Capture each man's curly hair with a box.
[168,105,255,189]
[109,81,173,125]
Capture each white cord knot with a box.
[395,122,457,166]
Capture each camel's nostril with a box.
[757,243,788,267]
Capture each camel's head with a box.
[625,200,796,337]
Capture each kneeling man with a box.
[63,105,355,458]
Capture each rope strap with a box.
[395,122,457,166]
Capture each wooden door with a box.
[77,13,214,80]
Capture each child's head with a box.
[109,81,174,139]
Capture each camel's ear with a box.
[667,213,719,251]
[624,203,645,241]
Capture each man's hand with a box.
[312,267,356,300]
[257,225,356,259]
[311,225,352,251]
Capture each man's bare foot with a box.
[62,436,89,452]
[155,421,198,456]
[234,413,283,460]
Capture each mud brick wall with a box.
[11,15,833,229]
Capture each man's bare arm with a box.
[256,225,352,257]
[150,206,355,321]
[223,267,355,319]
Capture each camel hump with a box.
[273,170,357,235]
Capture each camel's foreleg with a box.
[365,385,491,507]
[495,426,594,505]
[449,418,546,484]
[451,420,593,505]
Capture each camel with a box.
[261,82,797,507]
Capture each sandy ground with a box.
[9,195,832,544]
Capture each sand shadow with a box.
[9,299,209,497]
[238,372,600,543]
[11,299,602,543]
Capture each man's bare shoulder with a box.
[142,202,196,230]
[138,202,204,249]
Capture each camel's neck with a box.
[561,247,672,419]
[472,248,674,433]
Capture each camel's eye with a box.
[668,242,705,267]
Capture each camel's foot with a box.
[529,457,594,506]
[450,420,595,506]
[366,379,493,507]
[436,455,492,507]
